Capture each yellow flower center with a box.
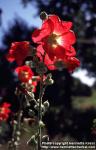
[21,71,29,78]
[48,33,61,48]
[0,108,5,114]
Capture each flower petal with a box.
[62,21,73,31]
[32,19,53,43]
[64,56,80,72]
[61,31,76,49]
[65,46,76,57]
[48,15,65,35]
[37,45,56,70]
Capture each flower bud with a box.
[17,137,20,141]
[27,91,35,100]
[40,11,48,20]
[42,135,49,142]
[43,100,50,109]
[14,141,19,146]
[25,60,33,68]
[48,79,54,85]
[39,120,45,128]
[41,104,45,112]
[34,104,39,110]
[44,73,54,85]
[13,120,18,125]
[45,78,54,85]
[16,131,21,136]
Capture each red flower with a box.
[7,41,30,66]
[15,65,34,83]
[0,102,11,121]
[32,15,76,61]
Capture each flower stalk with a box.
[38,75,43,150]
[37,50,46,150]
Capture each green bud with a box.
[13,120,17,125]
[17,137,20,141]
[40,11,48,20]
[16,131,21,136]
[27,92,35,100]
[49,79,54,85]
[42,135,49,142]
[45,73,54,85]
[39,120,45,128]
[43,100,50,109]
[41,104,45,112]
[34,104,39,110]
[25,60,34,68]
[37,99,40,103]
[45,78,54,85]
[14,141,19,146]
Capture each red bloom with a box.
[0,102,11,121]
[32,15,76,61]
[7,41,30,66]
[15,65,34,83]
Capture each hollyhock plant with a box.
[7,41,30,66]
[5,12,80,150]
[15,65,34,83]
[0,102,11,121]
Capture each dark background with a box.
[0,0,96,144]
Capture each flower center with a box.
[21,71,29,78]
[48,33,61,48]
[0,108,5,114]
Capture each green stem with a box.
[37,50,46,150]
[38,75,43,150]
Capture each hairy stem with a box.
[38,75,43,150]
[38,51,46,150]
